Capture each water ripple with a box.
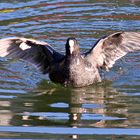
[0,0,140,138]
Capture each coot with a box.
[0,32,140,87]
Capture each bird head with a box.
[65,37,80,56]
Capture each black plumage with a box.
[0,32,140,87]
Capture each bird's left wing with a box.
[85,32,140,70]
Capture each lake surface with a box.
[0,0,140,139]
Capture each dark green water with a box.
[0,0,140,139]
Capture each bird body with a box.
[48,48,101,87]
[0,32,140,87]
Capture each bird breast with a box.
[68,58,97,87]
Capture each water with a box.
[0,0,140,139]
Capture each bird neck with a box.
[66,50,80,57]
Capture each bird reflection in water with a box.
[4,80,128,139]
[36,80,127,127]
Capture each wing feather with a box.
[86,32,140,70]
[0,37,64,73]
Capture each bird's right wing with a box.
[0,37,64,73]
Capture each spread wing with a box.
[0,37,64,73]
[85,32,140,71]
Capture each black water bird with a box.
[0,32,140,87]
